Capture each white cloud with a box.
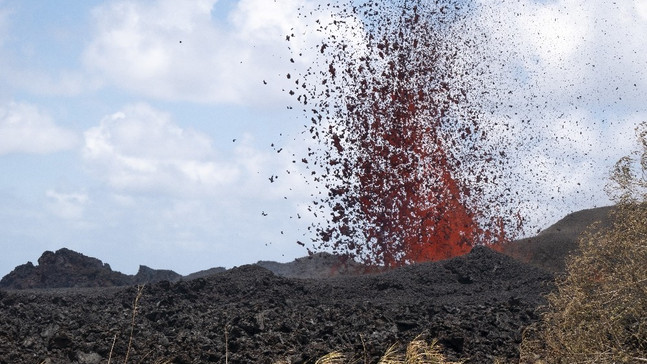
[83,103,241,194]
[0,101,78,155]
[479,0,647,111]
[638,0,647,20]
[1,68,100,97]
[518,1,591,65]
[82,102,318,202]
[46,190,89,220]
[82,0,323,105]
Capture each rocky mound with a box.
[256,252,368,278]
[180,266,227,281]
[501,205,614,273]
[0,246,552,363]
[0,249,183,289]
[132,265,182,285]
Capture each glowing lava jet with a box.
[287,0,521,267]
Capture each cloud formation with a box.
[83,0,318,105]
[81,102,310,198]
[77,101,317,271]
[479,0,647,111]
[83,103,241,194]
[0,101,78,155]
[46,190,89,220]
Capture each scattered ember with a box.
[284,0,524,267]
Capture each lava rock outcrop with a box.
[0,248,182,289]
[501,205,614,273]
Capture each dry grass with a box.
[305,336,462,364]
[522,204,647,363]
[403,338,460,364]
[106,285,172,364]
[315,351,347,364]
[520,139,647,364]
[108,284,144,364]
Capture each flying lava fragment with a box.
[285,0,524,267]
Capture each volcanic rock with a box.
[133,265,182,284]
[1,251,363,290]
[0,248,183,289]
[0,246,553,363]
[0,206,620,362]
[0,248,132,289]
[256,252,366,278]
[501,205,614,273]
[180,267,227,281]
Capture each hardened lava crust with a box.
[0,246,552,364]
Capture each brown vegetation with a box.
[520,123,647,363]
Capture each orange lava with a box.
[353,85,497,267]
[286,0,520,267]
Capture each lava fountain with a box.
[286,0,522,267]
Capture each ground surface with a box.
[0,247,552,364]
[501,205,614,273]
[0,206,615,363]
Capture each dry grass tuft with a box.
[315,351,347,364]
[106,285,171,364]
[318,337,460,364]
[108,284,144,364]
[403,338,460,364]
[275,337,461,364]
[377,343,402,364]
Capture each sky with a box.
[1,0,646,277]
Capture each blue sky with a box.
[1,0,646,277]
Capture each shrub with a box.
[520,124,647,363]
